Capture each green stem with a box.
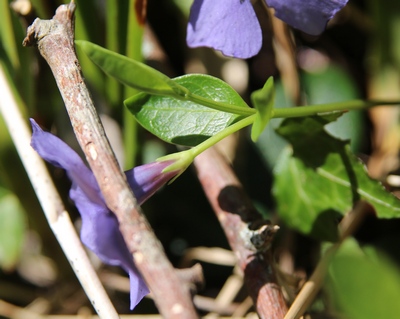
[187,92,256,116]
[162,98,400,173]
[158,114,255,175]
[189,99,400,157]
[190,114,256,157]
[273,99,400,118]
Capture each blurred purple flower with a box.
[30,119,179,309]
[187,0,348,59]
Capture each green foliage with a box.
[251,77,275,142]
[125,74,248,146]
[273,115,400,241]
[327,238,400,319]
[75,40,188,97]
[77,40,255,116]
[3,1,400,316]
[0,187,26,271]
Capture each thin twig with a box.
[284,200,369,319]
[194,147,288,319]
[0,65,119,319]
[22,3,198,318]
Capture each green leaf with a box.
[327,239,400,319]
[0,187,26,270]
[125,74,248,146]
[75,40,188,97]
[273,116,400,241]
[251,77,275,142]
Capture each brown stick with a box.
[23,3,198,318]
[194,147,288,319]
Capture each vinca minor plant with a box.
[2,0,400,318]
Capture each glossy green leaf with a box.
[251,77,275,142]
[327,239,400,319]
[0,187,26,270]
[125,74,248,146]
[75,40,188,97]
[273,116,400,241]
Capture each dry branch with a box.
[194,147,288,319]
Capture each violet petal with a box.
[70,185,149,309]
[30,119,149,309]
[187,0,262,59]
[125,161,178,205]
[30,119,104,206]
[266,0,348,35]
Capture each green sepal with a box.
[250,77,275,142]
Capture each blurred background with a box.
[1,0,400,317]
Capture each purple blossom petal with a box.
[70,185,149,309]
[125,161,178,205]
[187,0,262,59]
[30,119,149,309]
[30,119,104,207]
[266,0,348,35]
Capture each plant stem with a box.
[160,115,256,176]
[273,99,400,119]
[174,99,400,166]
[194,147,287,319]
[190,114,256,157]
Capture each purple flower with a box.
[187,0,348,59]
[30,119,180,309]
[267,0,348,35]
